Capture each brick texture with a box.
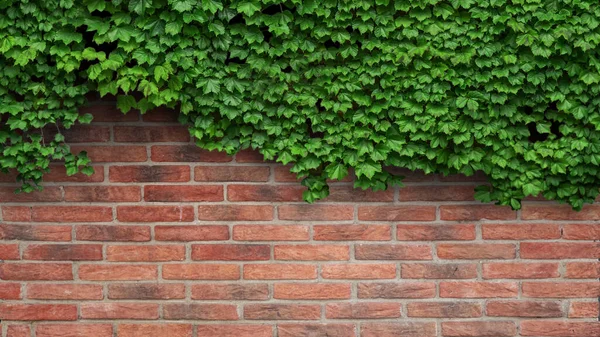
[1,106,599,336]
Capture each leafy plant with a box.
[2,0,600,210]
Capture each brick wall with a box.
[0,103,599,337]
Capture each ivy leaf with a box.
[129,0,152,15]
[326,163,349,181]
[237,1,260,16]
[356,161,381,179]
[117,95,137,113]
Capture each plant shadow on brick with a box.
[2,0,600,209]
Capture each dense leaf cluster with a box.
[2,0,600,209]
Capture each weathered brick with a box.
[142,107,179,122]
[114,125,190,142]
[6,325,30,337]
[407,302,482,318]
[486,301,563,317]
[401,263,477,279]
[520,321,600,336]
[109,165,190,182]
[1,206,31,221]
[118,324,192,337]
[244,264,317,280]
[437,243,516,259]
[279,205,354,221]
[358,282,436,299]
[440,282,518,298]
[0,244,19,260]
[117,206,194,222]
[155,225,229,241]
[0,263,73,280]
[482,224,560,240]
[0,186,62,202]
[64,186,141,202]
[0,304,77,321]
[163,264,240,280]
[36,324,113,337]
[326,303,401,319]
[31,206,113,222]
[144,185,223,201]
[163,304,238,320]
[233,225,309,241]
[46,165,104,182]
[44,125,110,143]
[81,303,159,319]
[0,224,71,241]
[520,242,600,259]
[151,145,231,162]
[274,245,349,260]
[244,304,320,320]
[440,205,516,221]
[322,263,396,279]
[361,323,436,337]
[108,284,185,300]
[192,244,270,261]
[196,325,272,337]
[522,282,600,298]
[400,185,475,201]
[228,185,304,201]
[313,224,391,241]
[324,186,394,202]
[278,324,355,337]
[70,145,147,162]
[191,284,269,300]
[442,322,517,337]
[27,284,103,300]
[397,224,475,241]
[23,244,102,261]
[274,283,351,300]
[568,302,599,318]
[355,244,432,260]
[76,225,151,241]
[522,204,600,220]
[482,263,560,279]
[358,206,436,221]
[198,205,273,221]
[195,165,270,182]
[79,264,157,281]
[0,283,21,300]
[562,224,600,240]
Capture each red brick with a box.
[198,205,273,221]
[482,224,560,240]
[322,264,396,279]
[196,325,272,337]
[155,225,229,241]
[520,242,600,259]
[566,262,600,278]
[76,225,150,241]
[401,263,477,279]
[278,324,355,337]
[437,243,516,259]
[45,165,104,182]
[144,185,223,201]
[244,304,320,320]
[163,304,238,320]
[400,185,475,201]
[36,324,113,337]
[324,186,394,202]
[438,171,487,182]
[0,283,21,300]
[233,225,309,241]
[244,264,317,280]
[163,264,240,280]
[0,224,71,241]
[6,325,30,337]
[235,149,267,162]
[151,145,231,162]
[44,125,110,143]
[358,206,436,221]
[195,165,270,181]
[114,125,190,142]
[1,206,31,221]
[192,244,270,261]
[71,145,147,162]
[358,282,436,299]
[520,321,600,336]
[569,302,599,318]
[108,284,185,300]
[0,263,73,280]
[483,263,559,279]
[110,165,190,182]
[326,303,401,319]
[82,104,139,122]
[440,282,518,298]
[191,284,269,300]
[313,224,391,241]
[79,264,157,281]
[0,304,77,321]
[107,245,184,262]
[522,204,600,220]
[562,224,600,240]
[118,324,192,337]
[117,206,194,222]
[397,224,475,241]
[274,283,351,300]
[407,302,482,318]
[23,244,102,261]
[64,186,140,202]
[142,106,179,122]
[228,185,304,202]
[27,284,102,300]
[274,165,301,182]
[442,322,517,337]
[522,282,600,298]
[274,245,349,260]
[486,301,563,317]
[440,205,516,221]
[0,244,19,260]
[31,206,113,222]
[355,244,432,260]
[361,323,436,337]
[81,303,159,319]
[0,186,62,202]
[279,205,354,221]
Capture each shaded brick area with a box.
[1,104,599,336]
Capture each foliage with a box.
[2,0,600,209]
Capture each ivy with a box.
[2,0,600,210]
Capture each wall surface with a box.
[0,103,599,337]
